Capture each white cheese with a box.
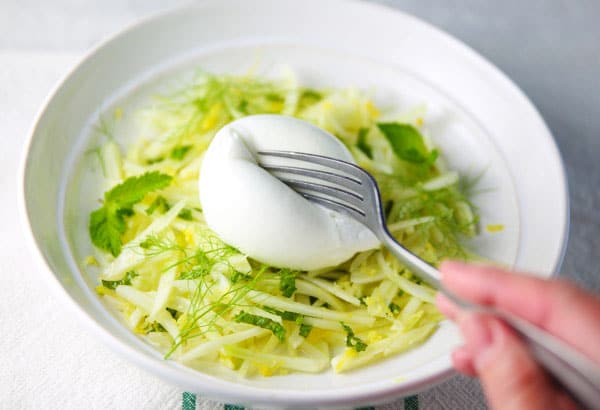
[199,115,379,270]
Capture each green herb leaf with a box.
[171,145,192,160]
[166,307,179,319]
[234,311,286,342]
[144,321,166,333]
[356,127,373,159]
[139,236,160,250]
[230,270,251,283]
[263,306,300,322]
[301,89,322,101]
[279,268,297,297]
[105,172,173,208]
[146,196,170,215]
[180,267,209,280]
[238,99,249,114]
[299,324,313,338]
[265,92,284,102]
[389,302,401,314]
[377,123,438,164]
[145,157,164,165]
[194,249,210,266]
[102,270,138,289]
[89,206,126,257]
[178,208,193,221]
[341,322,368,352]
[180,250,213,279]
[89,172,173,256]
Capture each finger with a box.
[452,346,476,376]
[437,294,478,376]
[435,293,459,320]
[555,392,579,410]
[459,313,565,410]
[440,261,600,362]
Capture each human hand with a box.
[436,261,600,410]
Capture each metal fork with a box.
[258,149,600,409]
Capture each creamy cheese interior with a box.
[199,115,379,270]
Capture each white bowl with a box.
[20,0,568,407]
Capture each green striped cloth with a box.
[181,392,419,409]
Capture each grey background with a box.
[2,0,598,409]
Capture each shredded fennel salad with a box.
[87,70,478,377]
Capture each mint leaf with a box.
[105,172,172,208]
[234,311,286,341]
[279,268,297,297]
[89,172,173,256]
[89,205,125,257]
[377,123,438,164]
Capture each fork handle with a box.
[379,231,442,288]
[502,313,600,409]
[380,233,600,408]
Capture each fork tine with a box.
[258,150,367,182]
[301,192,366,218]
[261,165,363,193]
[258,150,360,171]
[276,177,365,210]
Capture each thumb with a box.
[458,313,576,410]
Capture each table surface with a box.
[2,1,599,409]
